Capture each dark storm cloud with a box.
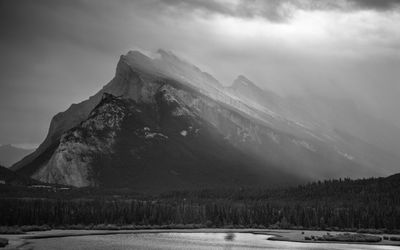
[349,0,400,10]
[159,0,284,21]
[160,0,234,15]
[159,0,293,21]
[0,0,122,53]
[159,0,400,22]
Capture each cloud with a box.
[349,0,400,10]
[158,0,289,21]
[159,0,400,22]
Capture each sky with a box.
[0,0,400,148]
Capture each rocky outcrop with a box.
[32,94,129,187]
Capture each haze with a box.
[0,0,399,156]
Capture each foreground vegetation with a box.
[0,174,399,233]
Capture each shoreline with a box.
[258,229,400,247]
[2,228,400,249]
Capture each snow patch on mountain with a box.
[292,139,316,152]
[267,131,280,144]
[338,150,355,161]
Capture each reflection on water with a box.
[224,232,235,241]
[223,233,236,250]
[30,232,399,250]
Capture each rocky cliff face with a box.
[14,49,387,188]
[32,94,128,187]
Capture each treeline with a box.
[0,174,399,231]
[0,196,399,231]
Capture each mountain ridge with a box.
[13,49,396,188]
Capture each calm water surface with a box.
[29,233,398,250]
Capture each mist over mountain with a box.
[11,49,399,189]
[0,145,34,168]
[2,0,400,169]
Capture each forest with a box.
[0,174,399,232]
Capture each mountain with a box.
[30,93,300,189]
[12,49,392,189]
[0,144,34,167]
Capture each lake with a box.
[27,232,398,250]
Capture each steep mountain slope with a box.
[28,93,300,189]
[0,145,34,167]
[13,49,386,188]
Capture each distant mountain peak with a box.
[232,75,259,90]
[236,74,251,82]
[0,144,35,152]
[0,144,34,168]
